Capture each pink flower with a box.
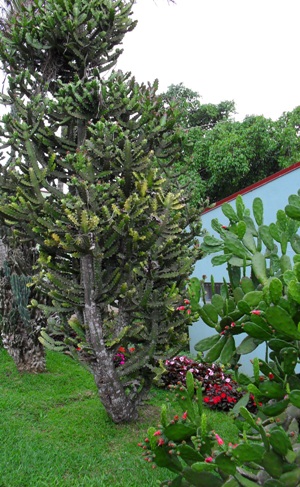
[157,438,165,446]
[215,433,224,445]
[176,306,186,311]
[187,309,191,315]
[205,456,213,463]
[153,430,161,436]
[251,310,261,315]
[184,299,190,304]
[182,411,188,420]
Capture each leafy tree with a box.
[181,111,300,204]
[0,0,202,422]
[162,83,235,129]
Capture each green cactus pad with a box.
[243,322,272,340]
[258,381,286,400]
[194,334,220,352]
[236,336,263,354]
[261,450,284,478]
[252,252,268,285]
[220,334,235,364]
[288,279,300,304]
[204,335,226,362]
[237,299,251,314]
[222,202,239,222]
[253,197,264,226]
[269,338,296,352]
[262,390,288,409]
[289,390,300,408]
[243,290,264,307]
[214,451,236,475]
[280,347,298,375]
[285,204,300,221]
[164,423,197,442]
[259,225,275,250]
[269,278,283,304]
[232,443,265,463]
[269,427,293,456]
[202,303,219,323]
[266,305,300,339]
[177,444,204,465]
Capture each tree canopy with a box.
[163,83,300,205]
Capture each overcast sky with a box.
[117,0,300,121]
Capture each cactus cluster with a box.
[141,371,300,486]
[187,192,300,413]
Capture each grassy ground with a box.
[0,349,239,487]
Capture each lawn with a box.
[0,350,239,487]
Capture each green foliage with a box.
[189,192,300,419]
[171,104,300,204]
[141,371,300,486]
[0,0,203,421]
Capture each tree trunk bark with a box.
[0,239,46,373]
[2,325,45,373]
[81,252,138,423]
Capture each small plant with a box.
[140,371,300,487]
[161,356,243,411]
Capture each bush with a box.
[162,356,243,411]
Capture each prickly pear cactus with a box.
[189,192,300,408]
[141,371,300,486]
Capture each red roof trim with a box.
[203,162,300,214]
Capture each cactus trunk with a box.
[81,253,138,423]
[2,324,45,373]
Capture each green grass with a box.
[0,350,239,487]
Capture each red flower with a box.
[153,430,161,436]
[251,310,261,315]
[129,347,135,353]
[157,438,165,446]
[215,433,224,445]
[268,373,274,380]
[118,346,126,353]
[203,397,210,403]
[205,456,213,463]
[176,306,186,311]
[182,411,188,420]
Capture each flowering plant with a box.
[140,371,300,486]
[113,346,135,367]
[162,356,243,411]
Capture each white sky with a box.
[117,0,300,121]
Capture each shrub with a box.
[162,356,243,411]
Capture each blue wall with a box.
[189,168,300,374]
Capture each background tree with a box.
[162,82,235,129]
[0,0,202,422]
[190,112,300,203]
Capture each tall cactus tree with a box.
[0,0,48,372]
[0,0,202,422]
